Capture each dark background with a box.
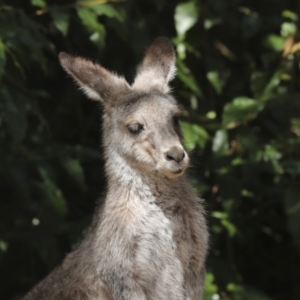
[0,0,300,299]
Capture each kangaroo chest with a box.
[99,180,206,299]
[133,195,203,276]
[169,205,204,274]
[148,183,205,272]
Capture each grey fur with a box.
[23,37,209,300]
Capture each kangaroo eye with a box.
[128,123,144,135]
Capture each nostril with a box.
[164,147,185,163]
[165,154,174,161]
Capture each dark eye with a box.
[128,123,144,135]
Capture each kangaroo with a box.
[23,37,209,300]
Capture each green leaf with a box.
[60,158,87,190]
[31,0,46,8]
[220,218,237,237]
[222,97,263,127]
[176,59,203,97]
[181,121,209,151]
[255,145,282,174]
[0,38,6,77]
[77,7,106,46]
[281,22,297,38]
[204,18,222,30]
[282,10,298,22]
[91,3,126,22]
[206,71,226,95]
[50,8,70,36]
[212,129,228,154]
[175,1,199,37]
[264,34,284,51]
[262,70,284,99]
[241,189,254,197]
[37,166,68,217]
[206,111,216,119]
[0,240,8,252]
[251,70,285,100]
[204,272,218,299]
[211,211,227,219]
[211,211,237,237]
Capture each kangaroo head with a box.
[59,37,189,178]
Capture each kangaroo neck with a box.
[104,151,184,202]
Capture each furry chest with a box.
[165,204,206,274]
[131,203,185,297]
[133,201,184,275]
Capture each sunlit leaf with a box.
[281,22,297,38]
[264,34,285,51]
[254,145,283,176]
[181,121,209,151]
[77,6,106,46]
[211,211,237,237]
[282,10,298,22]
[31,0,46,8]
[175,1,198,37]
[232,157,244,166]
[91,3,126,22]
[204,272,218,299]
[211,211,227,219]
[206,111,216,119]
[221,219,237,237]
[212,129,228,154]
[262,70,284,100]
[223,97,264,127]
[227,283,245,297]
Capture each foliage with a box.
[1,0,300,299]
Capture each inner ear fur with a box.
[132,37,176,93]
[59,52,130,105]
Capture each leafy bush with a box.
[0,0,300,299]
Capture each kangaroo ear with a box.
[59,53,130,105]
[132,37,176,93]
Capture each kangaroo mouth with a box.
[173,169,184,175]
[158,166,186,178]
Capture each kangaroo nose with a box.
[164,146,185,163]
